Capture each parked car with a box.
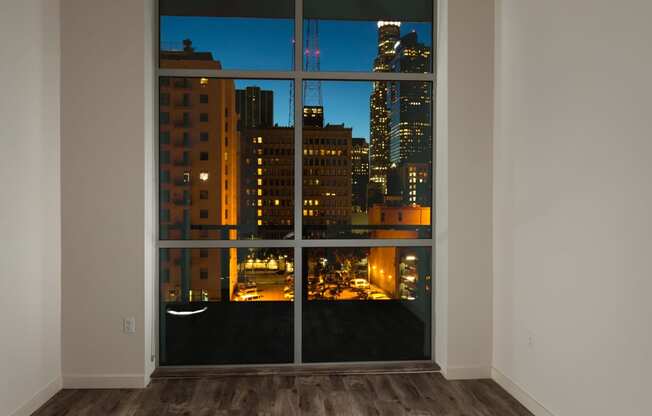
[368,291,390,300]
[350,278,370,290]
[237,292,261,301]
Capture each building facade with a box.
[303,120,353,238]
[351,138,370,212]
[369,21,401,192]
[239,126,295,239]
[159,40,239,302]
[388,31,432,166]
[236,86,274,129]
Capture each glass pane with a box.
[159,247,294,365]
[160,0,294,71]
[302,81,432,239]
[159,76,294,240]
[302,246,431,362]
[303,0,433,72]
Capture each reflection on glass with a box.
[159,0,294,71]
[302,81,432,239]
[302,246,431,362]
[159,74,294,240]
[160,247,293,365]
[303,0,433,72]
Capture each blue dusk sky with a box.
[161,17,432,140]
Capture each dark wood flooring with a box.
[33,373,533,416]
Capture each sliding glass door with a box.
[157,0,436,366]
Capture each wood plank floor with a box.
[33,373,533,416]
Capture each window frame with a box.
[155,0,439,368]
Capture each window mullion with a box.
[293,0,304,365]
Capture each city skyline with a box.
[161,17,432,139]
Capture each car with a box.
[237,292,261,301]
[368,292,390,300]
[350,278,370,290]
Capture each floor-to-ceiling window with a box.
[157,0,436,366]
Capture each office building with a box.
[369,21,401,191]
[236,86,274,129]
[351,138,370,212]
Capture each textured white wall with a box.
[0,1,62,414]
[494,1,652,415]
[61,0,155,388]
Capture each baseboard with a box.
[62,373,147,389]
[491,368,555,416]
[442,366,492,380]
[10,376,62,416]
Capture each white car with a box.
[350,278,370,289]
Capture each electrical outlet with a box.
[123,317,136,334]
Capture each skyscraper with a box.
[388,31,432,165]
[351,138,370,212]
[369,21,401,192]
[236,86,274,129]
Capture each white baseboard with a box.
[62,373,147,389]
[442,366,492,380]
[491,368,555,416]
[10,376,62,416]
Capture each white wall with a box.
[493,1,652,415]
[0,1,62,415]
[61,0,156,388]
[436,0,495,379]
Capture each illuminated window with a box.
[199,172,209,181]
[274,199,280,206]
[257,189,262,196]
[258,209,263,217]
[200,77,208,86]
[257,179,263,186]
[257,220,262,226]
[257,168,262,175]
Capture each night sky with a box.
[161,17,432,140]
